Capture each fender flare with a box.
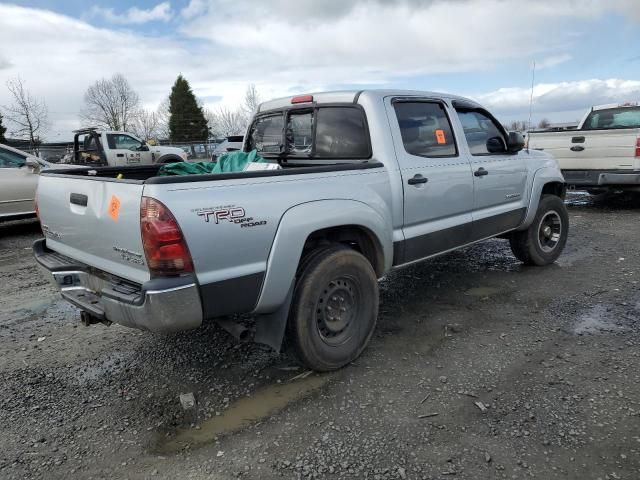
[253,199,393,314]
[156,154,184,164]
[517,166,566,230]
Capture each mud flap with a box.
[254,281,294,352]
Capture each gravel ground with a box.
[1,192,639,480]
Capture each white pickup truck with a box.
[528,103,640,193]
[69,128,188,166]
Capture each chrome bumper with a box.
[598,172,640,185]
[33,239,203,333]
[562,169,640,187]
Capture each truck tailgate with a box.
[37,175,150,284]
[529,129,640,170]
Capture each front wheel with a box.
[509,194,569,266]
[287,245,379,372]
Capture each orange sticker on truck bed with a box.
[108,195,121,221]
[435,129,446,144]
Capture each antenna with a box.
[528,60,536,133]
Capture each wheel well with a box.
[302,225,384,277]
[541,181,566,199]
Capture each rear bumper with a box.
[33,239,203,333]
[562,169,640,187]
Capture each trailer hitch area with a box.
[80,311,112,327]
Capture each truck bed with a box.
[43,161,382,184]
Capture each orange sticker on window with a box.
[108,195,121,221]
[435,129,446,144]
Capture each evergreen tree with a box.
[168,75,208,142]
[0,113,6,143]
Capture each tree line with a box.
[0,74,260,150]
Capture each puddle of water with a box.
[574,305,625,335]
[0,295,59,324]
[152,373,330,454]
[464,286,503,297]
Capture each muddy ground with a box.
[1,192,639,480]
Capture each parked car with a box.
[528,102,640,193]
[34,90,568,371]
[68,128,188,166]
[211,135,244,161]
[0,143,76,221]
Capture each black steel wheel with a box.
[510,194,569,266]
[287,245,378,371]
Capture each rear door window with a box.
[393,102,457,157]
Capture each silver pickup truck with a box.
[34,90,568,371]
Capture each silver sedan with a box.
[0,143,75,221]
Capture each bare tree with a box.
[537,118,551,129]
[207,106,245,138]
[80,74,140,131]
[131,109,160,141]
[156,96,171,140]
[3,77,49,152]
[506,120,529,132]
[242,83,261,120]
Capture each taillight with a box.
[140,197,193,277]
[291,94,313,104]
[635,137,640,157]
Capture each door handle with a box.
[571,136,585,144]
[116,153,124,157]
[407,174,428,185]
[570,146,585,152]
[69,193,88,207]
[474,167,489,177]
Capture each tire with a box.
[509,194,569,266]
[287,245,379,372]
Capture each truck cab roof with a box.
[257,89,482,114]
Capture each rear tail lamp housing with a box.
[140,197,193,277]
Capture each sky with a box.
[1,0,640,140]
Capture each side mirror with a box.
[139,144,149,151]
[25,158,40,170]
[486,136,506,154]
[507,131,525,153]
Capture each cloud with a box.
[180,0,207,19]
[89,2,172,25]
[474,79,640,118]
[0,1,638,138]
[537,54,572,70]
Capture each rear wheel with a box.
[509,194,568,266]
[287,245,379,371]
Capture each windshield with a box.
[582,106,640,130]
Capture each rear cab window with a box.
[393,101,457,157]
[582,106,640,130]
[247,105,371,160]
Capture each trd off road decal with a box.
[192,205,267,228]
